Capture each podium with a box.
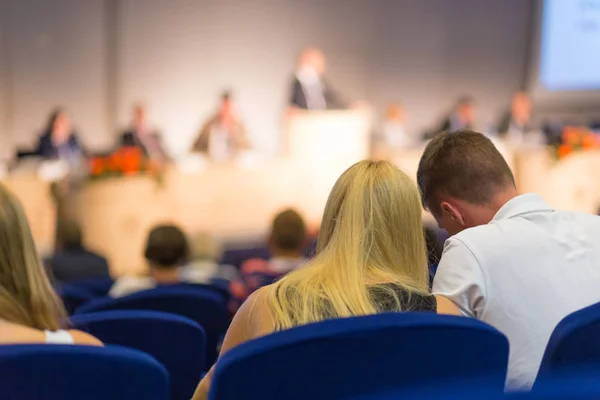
[286,109,372,166]
[285,109,373,219]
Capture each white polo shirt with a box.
[433,193,600,390]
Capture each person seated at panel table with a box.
[0,183,101,346]
[192,160,442,399]
[433,96,477,136]
[45,219,111,285]
[180,232,239,285]
[289,47,347,110]
[120,103,168,164]
[36,108,86,162]
[109,224,191,298]
[496,91,533,142]
[190,91,249,160]
[228,208,308,313]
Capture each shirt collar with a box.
[492,193,554,221]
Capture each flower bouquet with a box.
[88,146,164,186]
[555,127,600,160]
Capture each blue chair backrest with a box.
[0,344,169,400]
[76,287,229,367]
[71,277,115,297]
[71,310,205,400]
[210,313,509,400]
[536,302,600,383]
[57,284,94,314]
[164,283,230,303]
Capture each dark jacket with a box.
[47,247,110,284]
[289,77,346,110]
[120,130,167,160]
[37,132,84,159]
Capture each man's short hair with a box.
[417,130,515,214]
[56,219,82,250]
[144,224,189,268]
[271,209,306,251]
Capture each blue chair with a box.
[0,344,169,400]
[76,287,229,367]
[57,284,94,314]
[71,277,114,297]
[209,313,509,400]
[168,283,230,303]
[536,302,600,384]
[71,310,205,400]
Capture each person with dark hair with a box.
[46,219,110,284]
[435,96,476,135]
[418,130,600,390]
[120,103,168,163]
[36,108,85,160]
[109,224,190,298]
[229,209,308,312]
[497,91,532,141]
[191,91,249,160]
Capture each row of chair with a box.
[3,308,600,399]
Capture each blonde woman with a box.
[0,183,101,345]
[193,160,442,399]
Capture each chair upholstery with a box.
[0,344,169,400]
[76,287,229,367]
[210,313,509,400]
[536,301,600,383]
[71,310,205,400]
[57,284,94,314]
[70,277,115,297]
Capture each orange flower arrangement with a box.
[88,146,163,185]
[556,127,600,160]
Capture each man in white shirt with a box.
[417,130,600,390]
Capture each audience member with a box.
[497,91,532,141]
[46,219,111,284]
[180,232,239,284]
[191,91,249,160]
[109,224,190,298]
[37,108,85,161]
[120,103,168,163]
[0,183,101,345]
[193,160,435,399]
[228,209,307,312]
[417,130,600,390]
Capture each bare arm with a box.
[192,287,274,400]
[435,295,462,316]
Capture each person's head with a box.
[189,232,223,263]
[456,96,475,125]
[385,103,405,123]
[268,209,307,257]
[133,103,147,127]
[269,160,429,330]
[144,224,189,273]
[46,108,71,142]
[0,183,67,331]
[417,130,517,236]
[512,91,531,122]
[56,219,83,250]
[219,91,233,119]
[298,47,326,76]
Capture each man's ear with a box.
[440,201,466,227]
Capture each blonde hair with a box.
[0,183,67,330]
[267,160,429,330]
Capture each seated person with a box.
[193,160,437,399]
[120,103,168,163]
[46,219,111,284]
[431,96,476,137]
[191,91,249,160]
[180,232,239,284]
[109,224,190,298]
[229,209,307,312]
[497,91,532,141]
[0,183,100,345]
[37,108,85,162]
